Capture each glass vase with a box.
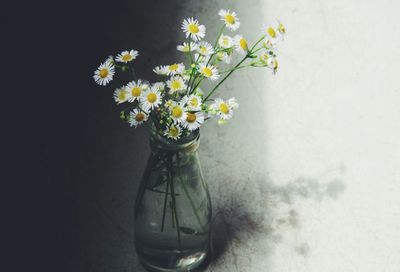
[134,130,212,272]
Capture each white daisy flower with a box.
[218,34,233,49]
[259,51,270,64]
[263,38,277,49]
[211,98,236,120]
[129,109,148,127]
[218,9,240,31]
[181,18,206,41]
[164,124,182,140]
[164,99,175,110]
[115,49,139,63]
[267,58,279,73]
[166,75,187,94]
[113,87,129,104]
[277,22,286,35]
[264,24,283,45]
[153,65,169,76]
[234,35,249,54]
[169,102,187,124]
[194,87,204,97]
[152,82,166,92]
[216,51,232,64]
[140,87,162,111]
[182,94,202,111]
[183,111,204,131]
[197,41,214,56]
[177,42,198,52]
[93,58,115,86]
[199,63,220,81]
[182,73,191,82]
[266,26,278,39]
[126,80,148,102]
[166,63,185,76]
[228,97,239,109]
[194,53,211,64]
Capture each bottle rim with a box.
[150,130,200,152]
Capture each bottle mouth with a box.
[150,130,200,152]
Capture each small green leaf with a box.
[120,111,125,120]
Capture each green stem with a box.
[144,122,159,135]
[206,25,226,66]
[204,55,248,101]
[189,73,201,94]
[250,35,266,52]
[203,35,267,101]
[186,54,201,95]
[251,47,264,54]
[188,42,193,64]
[113,63,125,68]
[176,153,206,233]
[150,112,162,130]
[219,64,253,74]
[160,170,170,232]
[190,77,204,95]
[186,68,195,95]
[149,187,178,195]
[129,63,138,80]
[168,155,182,252]
[170,201,175,228]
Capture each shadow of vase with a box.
[196,173,346,271]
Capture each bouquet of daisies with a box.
[93,9,285,141]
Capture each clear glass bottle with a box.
[134,130,211,272]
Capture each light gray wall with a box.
[77,0,400,271]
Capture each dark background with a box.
[4,0,214,271]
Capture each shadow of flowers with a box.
[198,172,346,271]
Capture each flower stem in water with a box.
[160,171,170,232]
[168,155,182,252]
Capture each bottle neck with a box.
[149,130,200,153]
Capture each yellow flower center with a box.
[147,93,157,103]
[172,106,183,118]
[200,46,207,54]
[169,126,180,138]
[188,24,199,34]
[264,40,273,48]
[224,14,235,24]
[272,59,278,69]
[131,87,141,97]
[219,103,229,114]
[171,80,182,90]
[99,68,108,78]
[267,27,276,38]
[118,91,126,101]
[122,54,132,61]
[186,113,197,123]
[260,52,269,62]
[202,67,213,77]
[223,37,230,46]
[190,98,198,107]
[278,23,285,33]
[169,64,178,71]
[165,100,173,108]
[135,112,145,122]
[239,38,248,50]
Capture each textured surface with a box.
[76,0,400,271]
